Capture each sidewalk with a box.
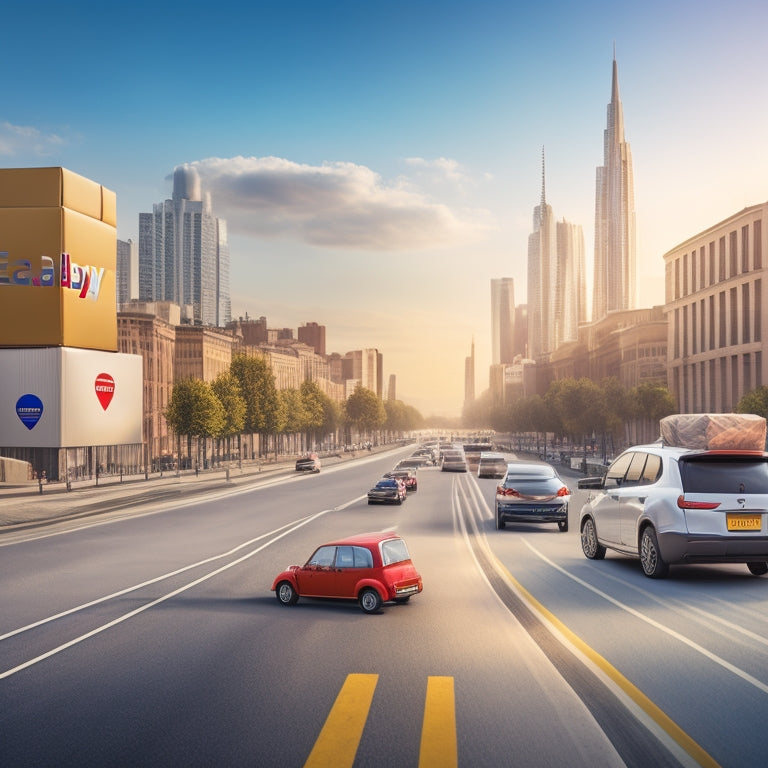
[0,446,399,532]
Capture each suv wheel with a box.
[640,527,669,578]
[580,517,605,559]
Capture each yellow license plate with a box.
[726,514,762,531]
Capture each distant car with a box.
[295,453,321,473]
[477,452,508,479]
[367,477,407,504]
[396,456,432,470]
[384,468,418,492]
[272,531,423,613]
[495,462,570,531]
[578,443,768,578]
[441,450,468,472]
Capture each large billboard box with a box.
[0,348,142,448]
[0,167,117,351]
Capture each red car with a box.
[271,531,423,613]
[384,469,418,492]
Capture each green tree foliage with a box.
[300,380,327,440]
[211,371,246,440]
[736,385,768,418]
[230,353,284,455]
[345,385,386,435]
[165,378,226,465]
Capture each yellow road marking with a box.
[304,673,379,768]
[419,675,458,768]
[493,555,720,768]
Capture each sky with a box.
[3,0,768,417]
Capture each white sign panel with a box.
[0,347,142,448]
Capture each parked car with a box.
[578,444,768,578]
[477,452,508,479]
[271,531,423,613]
[368,477,407,504]
[495,462,570,531]
[295,452,321,473]
[384,468,418,492]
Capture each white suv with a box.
[578,444,768,578]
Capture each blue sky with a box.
[3,0,768,416]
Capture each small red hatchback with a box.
[271,531,423,613]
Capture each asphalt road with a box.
[2,448,767,766]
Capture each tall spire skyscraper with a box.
[527,149,556,359]
[593,55,636,321]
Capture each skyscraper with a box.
[116,238,138,306]
[139,165,231,327]
[593,56,636,321]
[527,153,556,359]
[528,151,586,358]
[491,277,516,365]
[464,338,475,407]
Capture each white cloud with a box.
[0,121,65,156]
[184,156,492,251]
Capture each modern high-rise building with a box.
[593,56,636,321]
[139,165,231,327]
[528,152,585,358]
[555,219,587,345]
[464,338,475,407]
[491,277,516,365]
[116,238,138,306]
[528,155,556,359]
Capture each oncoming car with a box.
[271,531,423,613]
[495,462,570,531]
[578,443,768,578]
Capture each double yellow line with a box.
[304,673,457,768]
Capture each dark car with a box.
[495,462,570,531]
[367,477,407,504]
[384,468,418,492]
[295,452,321,473]
[272,531,423,613]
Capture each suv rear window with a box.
[680,456,768,494]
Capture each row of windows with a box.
[671,279,762,358]
[669,219,763,300]
[671,352,763,412]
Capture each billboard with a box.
[0,167,117,351]
[0,347,142,448]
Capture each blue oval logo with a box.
[16,394,44,430]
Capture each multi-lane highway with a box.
[2,445,767,767]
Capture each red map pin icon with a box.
[95,373,115,410]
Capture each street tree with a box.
[211,371,246,464]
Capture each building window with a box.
[730,287,738,346]
[683,252,689,296]
[730,231,739,277]
[744,353,752,395]
[683,305,689,357]
[743,283,751,344]
[742,226,750,272]
[756,279,762,342]
[673,308,680,358]
[700,246,706,289]
[709,242,716,286]
[674,258,680,299]
[700,298,706,354]
[691,302,697,354]
[719,237,727,281]
[719,292,726,348]
[755,220,762,269]
[731,354,739,409]
[709,294,715,351]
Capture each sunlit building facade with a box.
[491,277,516,365]
[665,203,767,412]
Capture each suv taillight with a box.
[677,495,721,510]
[557,486,570,497]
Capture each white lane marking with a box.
[0,494,366,680]
[522,538,768,696]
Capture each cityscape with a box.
[5,5,768,767]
